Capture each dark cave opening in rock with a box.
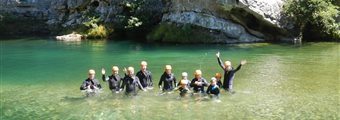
[91,1,99,8]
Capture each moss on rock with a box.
[147,23,213,43]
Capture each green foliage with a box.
[121,0,145,29]
[125,16,143,29]
[83,17,100,28]
[87,24,109,39]
[147,23,212,43]
[283,0,339,40]
[82,17,111,39]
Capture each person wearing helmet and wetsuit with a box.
[206,77,220,98]
[175,72,191,97]
[215,73,223,88]
[190,70,208,93]
[216,52,246,93]
[121,67,146,96]
[136,61,153,90]
[101,66,122,93]
[80,69,102,96]
[158,65,177,92]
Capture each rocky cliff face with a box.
[0,0,163,36]
[161,0,292,43]
[0,0,294,43]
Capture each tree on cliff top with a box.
[284,0,339,41]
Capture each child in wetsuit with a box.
[206,77,220,98]
[215,73,222,88]
[175,72,191,97]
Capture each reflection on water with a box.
[1,40,339,119]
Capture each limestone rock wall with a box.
[162,0,292,43]
[0,0,295,43]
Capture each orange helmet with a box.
[215,73,222,78]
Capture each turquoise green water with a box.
[1,39,339,119]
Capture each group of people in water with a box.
[80,52,247,99]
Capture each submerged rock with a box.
[56,32,84,41]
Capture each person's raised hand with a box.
[216,52,220,58]
[123,67,127,73]
[101,68,106,75]
[241,60,247,65]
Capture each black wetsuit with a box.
[158,72,177,91]
[177,79,191,97]
[217,57,242,91]
[216,80,222,88]
[102,74,122,92]
[206,85,220,96]
[136,70,153,88]
[178,87,190,97]
[80,78,102,90]
[121,75,143,95]
[190,77,208,93]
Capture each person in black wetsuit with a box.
[121,67,146,96]
[206,77,220,98]
[215,73,223,88]
[158,65,177,92]
[80,69,102,96]
[136,61,153,90]
[101,66,122,93]
[190,70,208,93]
[175,72,191,97]
[216,52,247,93]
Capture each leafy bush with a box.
[82,17,111,39]
[283,0,339,41]
[87,24,109,39]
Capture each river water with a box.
[1,38,339,119]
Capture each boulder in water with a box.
[55,32,85,41]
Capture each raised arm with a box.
[101,68,109,81]
[216,52,225,70]
[234,60,246,72]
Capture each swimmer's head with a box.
[140,61,147,71]
[210,77,217,85]
[127,67,135,75]
[112,66,119,74]
[88,69,95,79]
[194,70,202,78]
[224,61,231,67]
[181,72,188,79]
[165,65,172,74]
[215,73,221,79]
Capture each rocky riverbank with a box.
[0,0,336,43]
